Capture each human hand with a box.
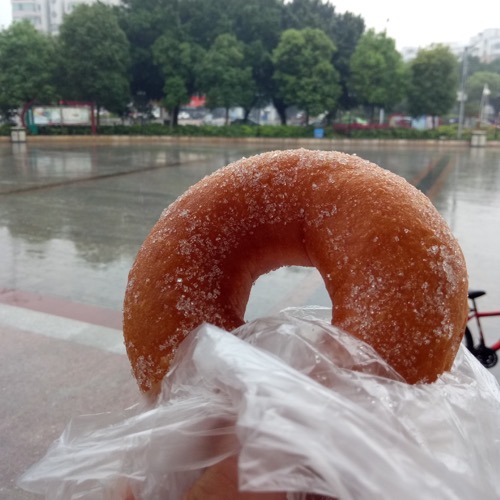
[182,456,335,500]
[182,456,287,500]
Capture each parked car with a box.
[230,118,259,126]
[203,114,227,126]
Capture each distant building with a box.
[400,29,500,63]
[470,29,500,63]
[400,42,466,62]
[11,0,121,34]
[400,46,419,62]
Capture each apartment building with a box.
[401,29,500,63]
[400,42,466,62]
[11,0,121,34]
[470,29,500,63]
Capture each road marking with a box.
[0,287,122,330]
[0,302,125,355]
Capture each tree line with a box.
[0,0,499,127]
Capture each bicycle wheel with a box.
[475,345,498,368]
[464,327,475,351]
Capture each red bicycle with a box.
[464,290,500,368]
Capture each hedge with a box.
[1,122,499,141]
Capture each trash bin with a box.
[471,130,487,147]
[313,127,324,139]
[11,127,27,143]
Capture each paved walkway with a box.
[2,140,500,499]
[1,307,138,499]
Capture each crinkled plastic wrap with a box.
[19,308,500,499]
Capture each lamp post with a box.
[479,83,491,125]
[457,37,485,138]
[457,47,469,139]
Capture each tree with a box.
[486,58,500,74]
[58,3,130,120]
[282,0,365,114]
[179,0,283,120]
[225,0,283,118]
[272,28,341,124]
[118,0,180,102]
[283,0,336,35]
[465,71,500,121]
[120,0,281,115]
[466,54,500,75]
[407,45,459,126]
[228,0,283,50]
[349,30,406,120]
[179,0,232,48]
[152,33,204,125]
[330,12,365,111]
[198,34,256,124]
[466,54,489,75]
[0,21,57,120]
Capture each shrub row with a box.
[0,124,12,136]
[2,122,499,141]
[96,123,327,138]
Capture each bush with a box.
[0,124,12,136]
[33,125,94,135]
[22,121,500,141]
[332,122,465,140]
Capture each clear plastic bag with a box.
[19,307,500,499]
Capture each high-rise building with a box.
[470,29,500,63]
[400,31,500,64]
[11,0,121,34]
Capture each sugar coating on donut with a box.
[123,149,468,392]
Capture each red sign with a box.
[188,95,206,108]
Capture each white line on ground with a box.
[0,303,125,355]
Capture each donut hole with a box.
[245,266,330,322]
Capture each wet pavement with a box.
[1,140,500,498]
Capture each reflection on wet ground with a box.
[2,142,500,314]
[1,140,500,498]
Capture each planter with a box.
[10,127,27,143]
[471,130,487,147]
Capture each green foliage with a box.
[272,28,341,122]
[280,1,365,118]
[161,76,189,116]
[486,58,500,74]
[465,71,500,118]
[0,124,12,135]
[178,0,232,47]
[330,12,366,110]
[226,0,283,50]
[198,34,256,120]
[58,3,130,116]
[5,0,499,132]
[118,0,181,100]
[467,55,500,75]
[152,34,204,120]
[29,122,329,139]
[407,45,459,120]
[0,21,57,117]
[30,122,500,142]
[349,30,406,113]
[225,0,283,112]
[283,0,336,36]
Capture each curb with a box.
[1,135,500,148]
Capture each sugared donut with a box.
[123,149,468,393]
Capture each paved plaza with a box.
[1,139,500,498]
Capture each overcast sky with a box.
[332,0,500,49]
[0,0,498,50]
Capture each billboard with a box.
[33,106,92,126]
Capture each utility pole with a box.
[457,47,469,139]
